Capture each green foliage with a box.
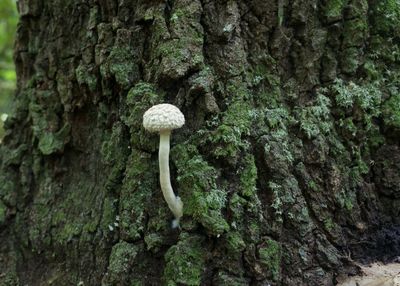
[164,234,206,286]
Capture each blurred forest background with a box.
[0,0,17,139]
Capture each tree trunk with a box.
[1,0,399,285]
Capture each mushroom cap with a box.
[143,103,185,133]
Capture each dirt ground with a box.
[336,262,400,286]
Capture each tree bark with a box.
[1,0,399,285]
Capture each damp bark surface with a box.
[0,0,400,285]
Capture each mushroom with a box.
[143,103,185,227]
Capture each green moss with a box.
[335,190,355,211]
[58,222,82,241]
[123,82,164,151]
[108,46,138,88]
[120,150,156,240]
[27,89,71,155]
[2,143,27,166]
[264,129,294,173]
[38,123,70,155]
[208,84,253,161]
[75,63,98,92]
[224,232,246,254]
[0,172,16,207]
[383,93,400,131]
[164,234,206,286]
[0,200,6,225]
[297,94,332,139]
[341,48,361,74]
[323,218,334,231]
[101,122,129,191]
[332,79,382,112]
[258,238,281,281]
[172,144,229,235]
[100,197,118,231]
[308,180,321,192]
[101,28,140,89]
[371,0,400,36]
[154,0,204,80]
[105,241,139,284]
[0,271,19,286]
[324,0,346,22]
[144,233,164,252]
[343,18,368,48]
[239,154,258,197]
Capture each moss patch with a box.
[120,150,156,241]
[122,81,164,151]
[239,154,258,198]
[324,0,346,22]
[164,233,206,286]
[172,144,229,235]
[383,93,400,131]
[258,238,281,281]
[207,83,253,162]
[103,241,140,285]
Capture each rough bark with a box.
[1,0,399,285]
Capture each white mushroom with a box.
[143,104,185,227]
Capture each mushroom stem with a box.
[159,130,183,225]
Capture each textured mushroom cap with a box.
[143,103,185,132]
